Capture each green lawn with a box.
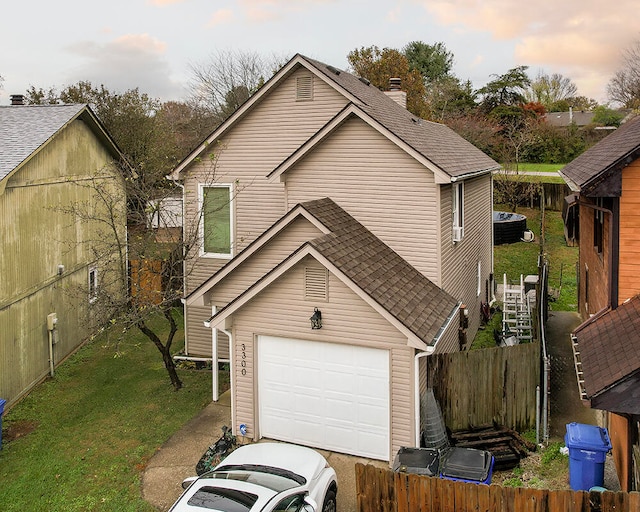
[0,312,212,512]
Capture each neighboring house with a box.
[0,101,126,407]
[559,115,640,491]
[544,109,595,128]
[170,54,500,464]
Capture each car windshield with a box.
[210,464,306,492]
[187,486,257,511]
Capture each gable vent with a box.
[304,267,328,300]
[296,75,313,101]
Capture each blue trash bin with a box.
[565,422,612,491]
[0,399,5,449]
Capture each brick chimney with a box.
[10,94,25,106]
[384,78,407,109]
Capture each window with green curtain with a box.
[203,186,231,255]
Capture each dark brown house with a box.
[560,115,640,491]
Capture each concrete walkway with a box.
[141,390,386,512]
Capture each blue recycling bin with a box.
[565,422,612,491]
[0,399,5,449]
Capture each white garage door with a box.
[257,335,390,460]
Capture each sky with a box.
[1,0,638,106]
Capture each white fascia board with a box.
[171,55,314,179]
[267,104,451,185]
[186,205,332,307]
[205,245,428,350]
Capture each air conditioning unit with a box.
[453,226,464,243]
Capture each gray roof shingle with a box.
[300,55,500,178]
[560,115,640,192]
[0,104,86,181]
[573,295,640,397]
[290,198,459,344]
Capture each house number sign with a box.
[241,343,247,376]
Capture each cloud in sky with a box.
[417,0,639,100]
[64,34,182,99]
[208,9,235,27]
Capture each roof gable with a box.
[170,54,499,181]
[0,104,123,193]
[205,198,459,349]
[560,115,640,194]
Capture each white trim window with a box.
[452,182,464,242]
[88,266,98,303]
[477,260,482,297]
[200,184,233,258]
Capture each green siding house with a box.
[0,102,126,406]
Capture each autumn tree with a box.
[525,71,577,111]
[478,66,531,114]
[347,46,428,117]
[607,39,640,108]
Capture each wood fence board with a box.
[489,484,505,512]
[440,479,456,512]
[395,472,409,512]
[628,492,640,510]
[476,483,491,512]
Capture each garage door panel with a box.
[258,336,389,460]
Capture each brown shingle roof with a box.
[301,55,499,178]
[573,295,640,397]
[302,198,459,344]
[560,115,640,192]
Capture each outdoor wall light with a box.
[310,308,322,329]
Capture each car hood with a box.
[215,443,327,484]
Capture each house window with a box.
[200,185,232,257]
[88,266,98,303]
[296,74,313,101]
[593,198,604,255]
[452,182,464,242]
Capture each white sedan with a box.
[169,442,338,512]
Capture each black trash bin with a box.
[393,447,440,476]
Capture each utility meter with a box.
[47,313,58,331]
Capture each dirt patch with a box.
[2,420,39,443]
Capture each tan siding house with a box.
[171,54,498,464]
[0,104,125,406]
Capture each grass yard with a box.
[494,205,578,312]
[0,312,213,512]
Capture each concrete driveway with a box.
[141,390,387,512]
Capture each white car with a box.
[169,442,338,512]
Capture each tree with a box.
[188,49,286,124]
[592,105,625,127]
[347,46,427,117]
[478,66,531,113]
[607,39,640,108]
[403,41,454,84]
[25,81,221,390]
[525,71,578,111]
[424,76,477,121]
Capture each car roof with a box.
[215,443,327,483]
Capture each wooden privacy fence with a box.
[355,464,640,512]
[426,343,540,432]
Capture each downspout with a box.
[222,327,236,437]
[413,303,460,446]
[174,180,191,357]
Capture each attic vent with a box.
[304,267,328,301]
[296,75,313,101]
[326,65,341,75]
[359,77,371,86]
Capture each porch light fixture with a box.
[310,308,322,329]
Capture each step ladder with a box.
[502,274,533,344]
